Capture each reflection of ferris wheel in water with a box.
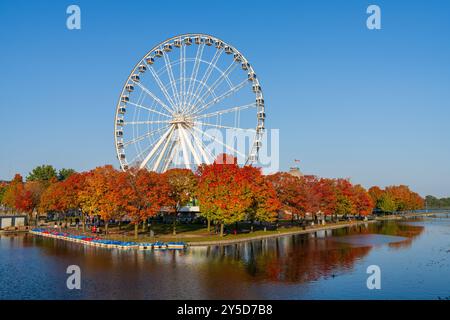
[114,33,265,172]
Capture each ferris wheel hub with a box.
[170,114,194,127]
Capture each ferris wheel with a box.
[114,33,265,172]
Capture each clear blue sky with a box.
[1,0,449,197]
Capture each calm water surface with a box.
[1,214,449,300]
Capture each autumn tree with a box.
[197,155,252,237]
[77,166,122,233]
[122,169,171,239]
[315,178,337,218]
[164,168,198,235]
[351,185,374,216]
[370,185,424,213]
[39,181,66,215]
[265,172,303,222]
[334,179,355,218]
[377,192,397,212]
[0,182,7,206]
[1,174,22,211]
[24,180,47,224]
[242,166,280,230]
[299,175,321,220]
[368,186,383,206]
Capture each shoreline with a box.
[188,220,378,246]
[189,211,441,246]
[19,212,441,249]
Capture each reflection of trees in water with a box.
[252,238,372,283]
[332,221,424,249]
[191,221,424,284]
[24,220,425,292]
[189,235,371,284]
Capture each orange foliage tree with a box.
[241,166,280,229]
[265,172,304,221]
[122,169,172,239]
[197,155,254,236]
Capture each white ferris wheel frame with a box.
[114,33,265,172]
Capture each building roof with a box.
[288,167,303,177]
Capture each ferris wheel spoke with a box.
[152,127,176,172]
[139,126,175,169]
[193,121,256,132]
[148,66,178,111]
[162,139,178,172]
[187,49,223,108]
[191,125,246,158]
[179,124,202,166]
[128,140,155,166]
[128,127,169,165]
[190,61,238,113]
[126,101,171,118]
[123,125,170,147]
[184,43,205,112]
[177,124,192,169]
[189,127,213,164]
[163,51,182,110]
[192,103,257,119]
[191,79,249,116]
[180,44,187,111]
[125,120,171,125]
[135,82,175,115]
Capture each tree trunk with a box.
[105,222,109,235]
[118,221,121,230]
[134,223,139,239]
[142,220,146,231]
[207,218,211,233]
[82,213,86,232]
[220,223,224,237]
[172,215,177,236]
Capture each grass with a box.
[99,219,368,244]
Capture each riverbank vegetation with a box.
[0,155,426,239]
[424,195,450,209]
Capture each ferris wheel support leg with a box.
[139,126,174,169]
[177,124,192,169]
[162,140,178,172]
[178,124,202,167]
[152,127,175,172]
[189,128,211,164]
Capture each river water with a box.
[1,213,449,300]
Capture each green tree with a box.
[378,193,397,212]
[335,195,353,216]
[27,165,57,183]
[58,168,76,181]
[0,182,7,205]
